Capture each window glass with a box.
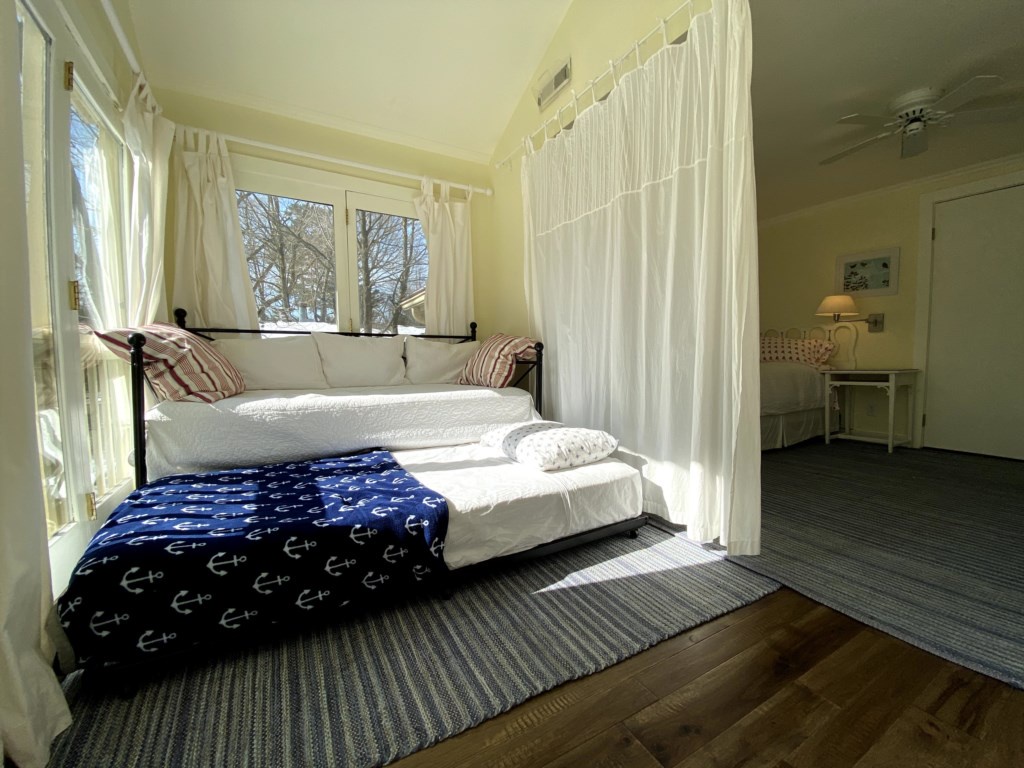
[70,93,132,498]
[237,190,337,330]
[19,0,71,536]
[353,210,428,334]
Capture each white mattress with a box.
[760,362,826,415]
[146,384,536,479]
[393,443,643,569]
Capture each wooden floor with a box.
[393,588,1023,768]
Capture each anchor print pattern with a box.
[56,450,447,667]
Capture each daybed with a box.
[56,311,645,668]
[759,325,857,449]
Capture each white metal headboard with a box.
[760,324,858,369]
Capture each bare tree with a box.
[237,190,428,331]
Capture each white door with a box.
[925,183,1024,459]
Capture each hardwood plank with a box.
[538,724,662,768]
[783,645,946,768]
[623,606,861,767]
[395,677,657,768]
[796,628,907,706]
[914,662,1013,739]
[969,685,1024,768]
[634,588,819,698]
[673,682,840,768]
[394,590,808,768]
[851,706,982,768]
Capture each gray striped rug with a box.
[731,441,1024,689]
[49,525,778,768]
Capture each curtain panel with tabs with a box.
[522,0,761,554]
[414,179,474,336]
[170,127,259,329]
[0,3,73,766]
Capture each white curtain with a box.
[414,179,474,335]
[124,75,174,325]
[522,0,761,554]
[0,2,73,765]
[170,127,258,328]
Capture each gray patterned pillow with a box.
[480,421,618,471]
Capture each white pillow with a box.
[212,336,328,390]
[480,421,619,471]
[312,332,406,387]
[405,338,480,384]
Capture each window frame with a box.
[20,0,133,594]
[232,155,421,333]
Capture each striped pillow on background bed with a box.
[95,322,245,402]
[458,333,538,388]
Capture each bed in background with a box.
[760,324,857,449]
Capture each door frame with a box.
[914,169,1024,448]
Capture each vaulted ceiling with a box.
[127,0,573,163]
[128,0,1024,218]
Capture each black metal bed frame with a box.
[127,308,544,488]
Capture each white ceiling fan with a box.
[820,75,1024,165]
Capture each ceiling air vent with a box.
[535,59,572,111]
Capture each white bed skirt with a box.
[760,408,824,450]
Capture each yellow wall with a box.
[483,0,707,336]
[758,155,1024,434]
[759,156,1024,365]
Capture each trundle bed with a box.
[57,311,645,668]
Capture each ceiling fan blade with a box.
[931,75,1004,113]
[900,128,928,159]
[837,113,893,127]
[950,103,1024,124]
[820,131,898,165]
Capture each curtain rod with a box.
[99,0,141,74]
[217,133,493,197]
[495,0,696,169]
[99,0,492,197]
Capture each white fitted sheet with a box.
[146,384,536,480]
[393,443,643,569]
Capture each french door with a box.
[18,0,132,594]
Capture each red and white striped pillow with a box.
[458,333,539,388]
[759,336,835,369]
[95,323,245,403]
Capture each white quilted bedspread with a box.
[146,384,536,479]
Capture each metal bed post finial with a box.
[470,321,477,341]
[534,342,544,416]
[128,332,148,488]
[173,308,188,329]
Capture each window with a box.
[353,209,428,334]
[237,191,337,329]
[17,0,132,592]
[70,92,132,499]
[233,157,427,334]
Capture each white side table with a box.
[823,369,920,453]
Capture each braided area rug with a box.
[731,440,1024,689]
[49,525,777,768]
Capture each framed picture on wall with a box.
[835,247,900,296]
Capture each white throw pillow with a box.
[313,332,407,387]
[405,338,480,384]
[212,336,328,390]
[480,421,618,471]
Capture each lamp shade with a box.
[815,294,859,318]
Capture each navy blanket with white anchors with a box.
[57,450,448,667]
